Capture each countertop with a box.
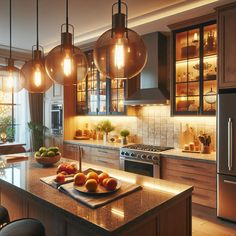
[161,148,216,163]
[0,142,25,147]
[64,139,127,150]
[0,155,192,234]
[64,140,216,163]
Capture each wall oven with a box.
[51,104,63,135]
[120,144,173,178]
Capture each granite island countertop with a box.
[0,154,193,235]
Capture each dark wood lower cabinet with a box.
[0,181,192,236]
[161,156,216,208]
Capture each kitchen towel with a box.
[59,181,142,209]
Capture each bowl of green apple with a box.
[34,147,61,166]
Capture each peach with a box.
[85,179,98,192]
[98,172,109,185]
[74,173,86,186]
[106,178,118,191]
[102,177,109,187]
[86,171,99,182]
[55,174,65,183]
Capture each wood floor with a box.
[192,204,236,236]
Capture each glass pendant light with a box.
[94,0,147,80]
[21,0,53,93]
[0,0,25,93]
[45,0,88,86]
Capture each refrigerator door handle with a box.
[228,117,233,171]
[224,180,236,185]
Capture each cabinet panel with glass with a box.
[171,20,217,116]
[76,50,127,115]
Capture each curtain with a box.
[28,93,44,151]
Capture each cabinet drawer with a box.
[192,187,216,208]
[91,147,119,159]
[162,168,216,191]
[162,157,216,177]
[95,156,120,169]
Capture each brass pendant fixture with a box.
[45,0,88,86]
[21,0,53,93]
[94,0,147,80]
[0,0,25,93]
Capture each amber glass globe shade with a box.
[0,65,24,93]
[94,29,147,80]
[21,59,53,93]
[45,45,88,86]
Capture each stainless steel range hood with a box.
[125,32,169,105]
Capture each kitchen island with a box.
[0,155,193,236]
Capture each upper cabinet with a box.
[171,19,217,116]
[218,3,236,90]
[77,50,137,115]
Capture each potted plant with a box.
[120,129,130,145]
[97,120,115,143]
[0,116,15,142]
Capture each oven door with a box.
[120,157,160,178]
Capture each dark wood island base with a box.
[0,157,192,236]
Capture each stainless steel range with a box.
[120,144,173,178]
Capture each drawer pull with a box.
[181,176,196,182]
[224,180,236,185]
[97,159,109,164]
[98,150,109,154]
[181,163,204,170]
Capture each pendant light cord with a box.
[66,0,69,32]
[9,0,12,59]
[118,0,121,13]
[36,0,39,50]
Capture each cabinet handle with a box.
[98,150,109,154]
[224,180,236,185]
[181,176,196,182]
[228,117,233,171]
[97,159,109,164]
[181,163,198,169]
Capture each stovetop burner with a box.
[123,144,173,152]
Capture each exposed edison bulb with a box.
[7,71,14,89]
[114,38,125,70]
[34,66,42,87]
[63,53,72,77]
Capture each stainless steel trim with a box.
[224,180,236,185]
[120,156,154,165]
[120,156,160,178]
[228,117,233,171]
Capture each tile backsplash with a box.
[75,105,216,150]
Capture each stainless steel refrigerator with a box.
[217,92,236,222]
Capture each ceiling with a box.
[0,0,234,54]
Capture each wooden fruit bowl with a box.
[35,154,61,167]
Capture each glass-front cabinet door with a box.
[109,79,126,114]
[76,50,126,115]
[173,21,217,115]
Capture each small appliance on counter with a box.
[120,144,173,178]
